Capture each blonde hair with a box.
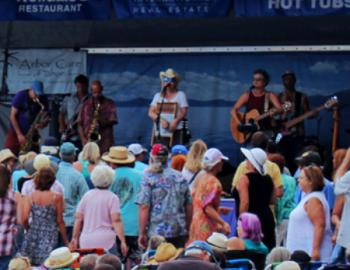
[184,140,207,173]
[82,142,101,164]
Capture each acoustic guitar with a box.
[231,102,292,144]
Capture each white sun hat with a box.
[240,147,267,175]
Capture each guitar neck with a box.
[285,105,324,128]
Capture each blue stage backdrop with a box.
[87,52,350,165]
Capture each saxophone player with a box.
[77,80,118,154]
[5,80,49,155]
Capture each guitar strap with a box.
[264,91,270,113]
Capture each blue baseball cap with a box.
[185,240,214,255]
[60,142,76,156]
[171,144,188,155]
[31,80,44,96]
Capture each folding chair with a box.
[225,250,267,270]
[225,258,255,270]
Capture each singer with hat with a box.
[5,80,49,155]
[148,68,189,147]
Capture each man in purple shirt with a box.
[5,80,48,155]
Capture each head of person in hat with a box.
[147,242,183,264]
[159,68,181,94]
[282,70,297,91]
[184,240,218,263]
[202,148,228,175]
[240,147,267,175]
[8,256,31,270]
[128,143,147,162]
[148,144,169,173]
[30,80,44,98]
[44,247,79,269]
[0,148,17,172]
[102,146,135,169]
[295,150,322,169]
[207,232,228,253]
[59,142,77,164]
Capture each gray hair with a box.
[91,164,115,188]
[96,254,121,270]
[266,247,291,265]
[80,254,98,270]
[148,154,168,173]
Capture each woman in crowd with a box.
[148,68,188,146]
[12,152,36,192]
[233,147,275,251]
[70,164,128,256]
[227,212,268,254]
[181,139,207,189]
[20,167,68,265]
[286,166,332,262]
[268,153,296,247]
[0,165,18,270]
[74,142,101,189]
[188,148,231,243]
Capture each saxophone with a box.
[19,98,48,154]
[87,102,101,142]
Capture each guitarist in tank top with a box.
[231,69,281,142]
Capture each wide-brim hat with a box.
[147,243,183,264]
[102,146,135,164]
[240,147,267,175]
[159,68,181,83]
[0,149,17,163]
[207,232,228,252]
[44,247,79,269]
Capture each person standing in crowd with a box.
[5,80,48,155]
[226,212,268,254]
[128,143,148,172]
[56,142,89,240]
[78,80,118,154]
[182,139,207,190]
[233,147,276,250]
[59,74,90,150]
[70,165,128,256]
[136,144,192,248]
[232,132,284,198]
[268,153,296,247]
[331,148,350,263]
[20,167,68,266]
[0,165,18,270]
[11,152,36,192]
[231,69,281,139]
[188,148,231,243]
[102,146,142,268]
[0,149,17,173]
[73,142,101,189]
[278,71,311,174]
[148,68,189,147]
[286,166,332,261]
[170,145,188,172]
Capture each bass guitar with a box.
[231,102,292,144]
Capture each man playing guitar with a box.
[59,74,89,150]
[148,68,188,147]
[231,69,281,143]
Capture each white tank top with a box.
[286,191,332,262]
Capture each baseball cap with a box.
[282,70,296,79]
[128,143,147,156]
[203,148,228,168]
[171,144,188,155]
[60,142,76,157]
[31,80,44,96]
[151,144,168,157]
[185,240,214,256]
[295,151,322,167]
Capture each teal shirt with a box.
[11,169,28,192]
[110,167,142,236]
[275,173,297,225]
[243,239,268,254]
[134,161,148,172]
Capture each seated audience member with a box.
[290,250,311,264]
[275,261,301,270]
[266,247,291,265]
[74,142,101,189]
[70,164,128,256]
[96,254,122,270]
[0,148,17,173]
[207,232,228,253]
[21,167,68,266]
[141,235,166,264]
[8,257,31,270]
[80,254,99,270]
[226,212,268,254]
[12,152,36,192]
[95,264,115,270]
[147,242,183,265]
[157,240,222,270]
[269,154,297,246]
[181,139,207,189]
[170,144,188,171]
[44,247,79,269]
[294,151,335,211]
[128,143,148,172]
[286,166,332,262]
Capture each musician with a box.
[59,74,89,150]
[148,68,188,147]
[278,70,311,173]
[5,80,48,155]
[77,80,118,154]
[231,69,281,141]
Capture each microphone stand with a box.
[155,87,166,141]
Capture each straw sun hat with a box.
[44,247,79,269]
[102,146,135,164]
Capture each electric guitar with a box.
[231,102,292,144]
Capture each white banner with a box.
[5,49,86,94]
